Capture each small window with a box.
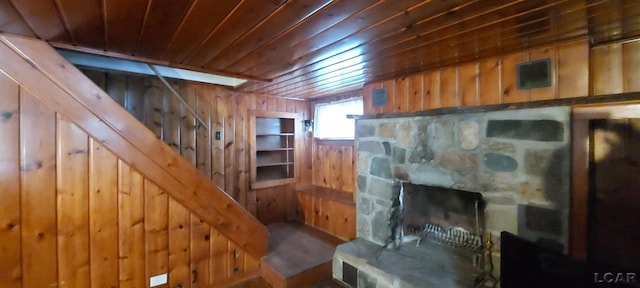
[314,97,363,139]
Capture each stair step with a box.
[260,222,344,288]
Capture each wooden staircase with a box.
[259,222,344,288]
[0,33,268,257]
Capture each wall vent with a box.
[342,262,358,287]
[516,58,551,90]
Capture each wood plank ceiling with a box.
[1,0,639,99]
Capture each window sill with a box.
[314,138,354,146]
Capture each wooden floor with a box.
[259,222,345,288]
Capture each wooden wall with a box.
[81,69,226,188]
[312,140,356,194]
[301,95,358,241]
[363,39,590,114]
[0,73,257,288]
[80,69,314,224]
[295,189,356,241]
[227,92,312,222]
[592,39,640,95]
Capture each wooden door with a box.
[589,118,640,272]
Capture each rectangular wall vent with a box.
[516,58,551,90]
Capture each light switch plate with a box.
[150,274,167,287]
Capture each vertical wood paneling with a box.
[296,100,313,187]
[479,57,502,105]
[210,231,229,285]
[168,199,191,288]
[423,70,440,109]
[181,84,197,165]
[0,65,261,288]
[106,73,127,107]
[394,77,408,112]
[294,190,356,241]
[89,139,119,287]
[312,142,356,193]
[363,40,593,115]
[56,116,90,288]
[257,188,285,225]
[330,148,343,190]
[0,73,21,287]
[256,94,268,111]
[210,87,224,187]
[164,85,181,152]
[440,67,459,108]
[245,93,258,216]
[127,76,147,123]
[20,90,58,288]
[144,79,164,139]
[342,146,354,194]
[228,242,245,278]
[408,74,423,112]
[558,40,589,98]
[235,94,248,205]
[277,97,287,112]
[190,216,211,287]
[623,40,640,92]
[267,96,278,112]
[145,180,169,288]
[118,161,146,288]
[459,63,479,107]
[224,94,236,198]
[195,85,211,177]
[592,43,624,96]
[502,52,528,103]
[313,196,325,231]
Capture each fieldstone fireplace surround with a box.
[333,107,570,287]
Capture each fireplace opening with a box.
[391,182,485,255]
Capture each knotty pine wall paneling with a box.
[0,74,21,287]
[231,93,311,224]
[592,39,640,95]
[312,141,355,194]
[363,39,590,114]
[303,96,358,241]
[20,89,58,288]
[56,115,91,287]
[89,139,120,287]
[294,190,356,241]
[0,74,257,288]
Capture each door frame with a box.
[571,102,640,260]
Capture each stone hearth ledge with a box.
[333,238,481,288]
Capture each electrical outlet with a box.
[150,274,167,287]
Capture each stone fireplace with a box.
[333,107,570,287]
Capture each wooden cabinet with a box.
[249,111,299,189]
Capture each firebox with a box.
[393,182,485,254]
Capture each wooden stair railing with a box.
[0,33,268,257]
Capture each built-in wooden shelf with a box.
[250,110,299,189]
